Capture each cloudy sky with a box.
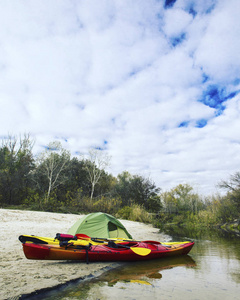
[0,0,240,196]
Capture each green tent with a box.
[67,212,133,239]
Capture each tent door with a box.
[108,222,118,238]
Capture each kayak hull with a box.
[22,241,194,262]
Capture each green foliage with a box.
[41,194,64,212]
[92,197,122,214]
[117,204,153,223]
[117,206,132,219]
[205,194,239,223]
[0,135,35,205]
[156,189,240,233]
[22,189,42,210]
[161,184,203,215]
[219,172,240,212]
[114,171,132,205]
[197,209,218,225]
[61,189,122,215]
[146,195,162,212]
[113,171,161,211]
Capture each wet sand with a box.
[0,209,167,300]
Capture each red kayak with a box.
[21,240,194,262]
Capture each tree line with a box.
[0,135,161,214]
[0,134,239,226]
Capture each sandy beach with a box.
[0,209,168,300]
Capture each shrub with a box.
[117,204,152,223]
[92,196,122,214]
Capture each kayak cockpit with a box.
[106,240,139,249]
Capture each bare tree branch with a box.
[83,148,111,199]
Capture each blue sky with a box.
[0,0,240,195]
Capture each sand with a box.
[0,209,168,300]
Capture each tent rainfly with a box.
[67,212,133,239]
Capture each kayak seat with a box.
[107,240,119,248]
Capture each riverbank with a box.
[219,219,240,236]
[0,209,168,300]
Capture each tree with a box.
[161,191,177,214]
[129,175,161,211]
[219,172,240,211]
[32,141,71,203]
[93,171,116,198]
[162,184,202,214]
[114,172,162,211]
[114,171,132,205]
[83,148,111,199]
[0,134,35,205]
[63,157,90,196]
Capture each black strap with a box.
[85,248,89,264]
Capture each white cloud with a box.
[194,0,240,83]
[163,8,193,37]
[0,0,240,196]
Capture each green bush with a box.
[117,206,132,219]
[117,204,152,223]
[92,196,122,214]
[147,195,162,212]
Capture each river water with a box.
[31,230,240,300]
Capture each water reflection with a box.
[36,256,196,300]
[95,255,196,286]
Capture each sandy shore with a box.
[0,209,168,300]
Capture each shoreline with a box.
[19,264,119,300]
[0,209,168,300]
